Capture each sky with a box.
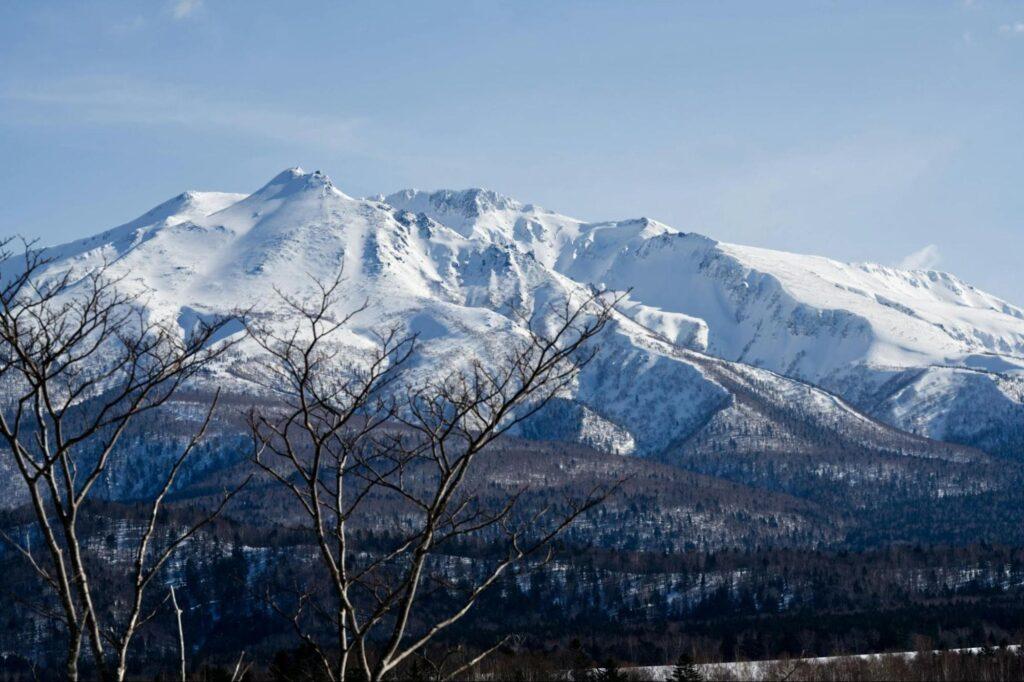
[1,1,1023,301]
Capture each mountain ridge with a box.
[5,168,1022,462]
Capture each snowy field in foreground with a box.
[630,645,1023,680]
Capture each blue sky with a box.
[2,1,1023,301]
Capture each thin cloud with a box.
[0,76,363,152]
[172,0,203,20]
[899,244,943,271]
[676,134,955,245]
[999,22,1024,35]
[108,15,147,35]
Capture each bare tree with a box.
[169,585,186,682]
[247,274,624,681]
[0,238,247,681]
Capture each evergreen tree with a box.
[569,639,592,682]
[593,658,625,682]
[404,658,434,682]
[669,653,703,682]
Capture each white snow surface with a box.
[634,645,1023,681]
[7,169,1024,454]
[384,183,1024,448]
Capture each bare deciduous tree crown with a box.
[0,238,247,682]
[246,271,624,681]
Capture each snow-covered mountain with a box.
[7,168,1022,462]
[390,186,1024,456]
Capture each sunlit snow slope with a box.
[8,169,1022,459]
[389,187,1024,456]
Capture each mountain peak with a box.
[185,168,353,238]
[269,166,306,182]
[253,167,349,201]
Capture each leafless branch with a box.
[246,273,621,681]
[0,237,245,681]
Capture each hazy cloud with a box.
[999,22,1024,35]
[108,15,147,35]
[671,133,956,249]
[0,76,362,151]
[172,0,203,20]
[899,244,943,271]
